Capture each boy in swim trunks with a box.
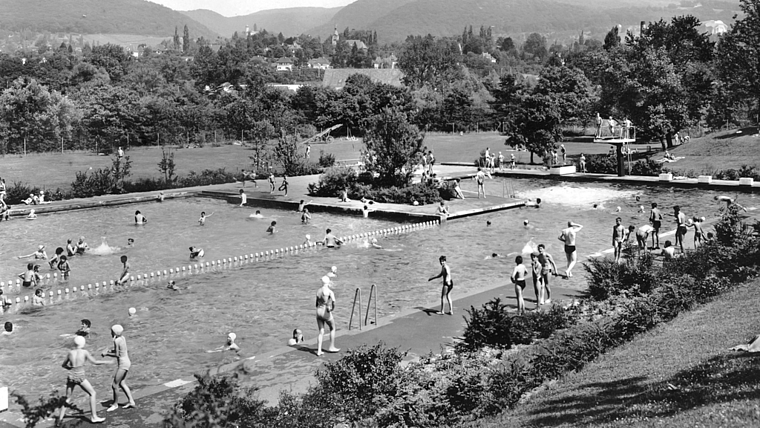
[428,255,454,315]
[102,325,136,411]
[537,244,557,304]
[268,173,276,194]
[198,211,213,226]
[58,336,110,424]
[279,175,289,196]
[19,263,38,287]
[530,252,544,306]
[511,255,529,315]
[558,221,583,277]
[302,208,311,224]
[649,203,663,249]
[674,206,687,253]
[322,228,342,247]
[612,217,626,263]
[475,168,486,199]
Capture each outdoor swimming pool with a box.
[1,180,757,400]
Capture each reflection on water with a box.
[0,181,757,399]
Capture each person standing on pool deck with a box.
[116,255,130,285]
[428,255,454,315]
[475,168,486,199]
[536,244,557,304]
[558,221,583,277]
[636,224,654,253]
[239,189,247,207]
[510,255,529,315]
[436,201,449,222]
[315,276,340,356]
[530,252,544,306]
[595,112,602,138]
[674,206,687,253]
[57,335,111,424]
[649,203,663,249]
[279,175,289,196]
[612,217,626,262]
[268,173,276,194]
[102,325,136,411]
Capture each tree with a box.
[362,107,425,187]
[603,26,620,51]
[183,25,190,53]
[533,65,596,125]
[717,0,760,123]
[398,35,460,90]
[158,147,177,184]
[523,33,547,61]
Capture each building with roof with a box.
[308,57,332,70]
[275,57,294,72]
[321,68,405,90]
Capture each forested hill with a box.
[0,0,218,39]
[305,0,742,43]
[181,7,343,39]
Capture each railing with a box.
[348,284,379,331]
[502,181,516,198]
[595,124,637,141]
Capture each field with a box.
[664,126,760,175]
[0,132,618,191]
[472,278,760,428]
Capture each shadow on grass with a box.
[526,352,760,426]
[715,126,758,140]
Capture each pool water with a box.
[1,181,757,400]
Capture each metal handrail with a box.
[348,287,363,331]
[365,284,378,326]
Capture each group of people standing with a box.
[595,113,634,140]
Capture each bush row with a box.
[308,166,443,205]
[585,153,662,176]
[664,164,760,180]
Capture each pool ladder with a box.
[503,180,516,198]
[348,284,378,331]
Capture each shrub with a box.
[5,181,40,204]
[318,150,336,168]
[165,374,269,428]
[585,154,617,174]
[460,298,513,350]
[308,166,357,197]
[629,158,662,176]
[178,169,237,187]
[583,253,658,300]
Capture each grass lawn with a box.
[0,132,622,191]
[469,279,760,428]
[664,126,760,175]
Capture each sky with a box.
[147,0,355,16]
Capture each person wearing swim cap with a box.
[327,266,338,278]
[225,333,240,352]
[428,255,454,315]
[102,325,136,411]
[58,335,110,424]
[303,234,313,246]
[17,244,48,260]
[315,275,339,356]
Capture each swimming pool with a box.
[1,181,757,400]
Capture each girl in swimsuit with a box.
[315,276,339,356]
[511,256,529,315]
[102,325,136,412]
[58,336,109,424]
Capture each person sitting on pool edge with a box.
[189,247,205,259]
[288,329,304,346]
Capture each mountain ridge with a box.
[181,7,343,38]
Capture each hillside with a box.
[0,0,218,39]
[305,0,741,43]
[306,0,417,41]
[182,7,343,38]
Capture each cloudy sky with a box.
[148,0,355,16]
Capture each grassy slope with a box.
[0,132,617,191]
[665,126,760,175]
[469,279,760,428]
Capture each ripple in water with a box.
[517,184,639,208]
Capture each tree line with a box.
[0,0,757,163]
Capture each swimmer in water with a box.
[32,288,45,306]
[127,238,134,247]
[250,210,263,219]
[167,280,179,291]
[198,211,214,226]
[27,209,37,219]
[156,191,164,202]
[101,325,136,412]
[362,205,371,218]
[267,221,277,234]
[48,247,64,269]
[0,289,12,309]
[301,208,311,224]
[18,244,48,260]
[322,228,342,248]
[303,234,313,246]
[189,247,205,259]
[297,200,312,212]
[58,255,71,279]
[66,239,77,257]
[57,335,110,425]
[315,276,339,356]
[76,236,89,255]
[77,319,91,337]
[18,263,39,287]
[116,255,130,285]
[288,329,304,346]
[525,198,542,208]
[208,333,240,353]
[134,210,147,225]
[3,321,13,334]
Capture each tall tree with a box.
[362,107,425,187]
[717,0,760,123]
[183,25,190,53]
[398,35,460,90]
